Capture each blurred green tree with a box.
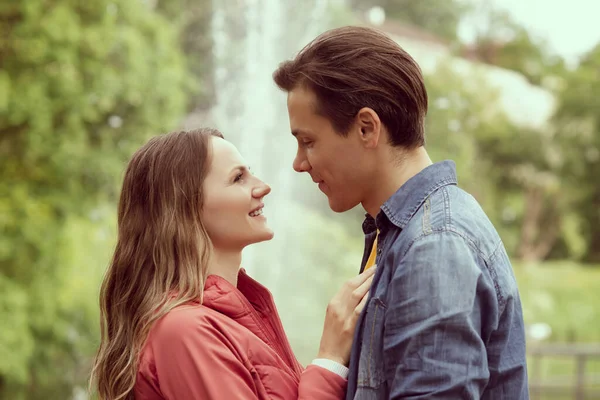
[465,9,567,88]
[424,63,564,261]
[155,0,214,112]
[552,43,600,263]
[0,0,189,398]
[349,0,470,41]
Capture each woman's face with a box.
[202,137,273,251]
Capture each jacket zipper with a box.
[236,287,299,378]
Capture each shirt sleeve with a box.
[310,358,350,378]
[150,311,347,400]
[384,231,492,399]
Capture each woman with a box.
[90,128,375,400]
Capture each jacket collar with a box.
[200,269,303,376]
[201,268,274,320]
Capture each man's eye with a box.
[301,141,313,148]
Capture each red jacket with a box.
[135,270,347,399]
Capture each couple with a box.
[92,27,529,399]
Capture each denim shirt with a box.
[346,161,529,400]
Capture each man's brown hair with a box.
[273,26,428,148]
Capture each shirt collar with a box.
[362,160,458,233]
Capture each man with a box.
[273,26,529,399]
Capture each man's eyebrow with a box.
[291,129,311,137]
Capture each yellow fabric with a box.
[364,231,379,271]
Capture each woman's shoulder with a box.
[136,303,251,398]
[139,303,248,373]
[148,302,235,345]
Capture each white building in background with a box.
[358,13,557,129]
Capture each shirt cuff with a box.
[310,358,349,379]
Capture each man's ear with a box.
[356,107,381,149]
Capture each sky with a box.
[458,0,600,65]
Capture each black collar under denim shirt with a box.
[358,160,458,273]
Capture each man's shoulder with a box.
[396,184,504,262]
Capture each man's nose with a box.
[293,154,310,173]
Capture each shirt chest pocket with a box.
[357,297,387,391]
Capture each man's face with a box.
[286,86,371,213]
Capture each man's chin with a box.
[328,197,359,213]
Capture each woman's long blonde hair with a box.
[90,128,223,400]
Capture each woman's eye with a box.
[234,172,244,183]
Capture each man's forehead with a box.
[288,86,319,109]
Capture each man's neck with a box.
[209,248,243,286]
[362,146,433,218]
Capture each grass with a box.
[514,260,600,343]
[513,261,600,399]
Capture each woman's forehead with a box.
[209,137,248,172]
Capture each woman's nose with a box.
[252,180,271,198]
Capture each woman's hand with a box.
[316,267,377,366]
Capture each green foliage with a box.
[0,276,33,385]
[0,0,188,397]
[467,9,567,88]
[155,0,214,110]
[424,62,526,254]
[424,60,582,261]
[350,0,470,41]
[553,44,600,262]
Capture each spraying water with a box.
[183,1,364,363]
[209,0,330,296]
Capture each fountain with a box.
[190,0,366,363]
[208,0,331,293]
